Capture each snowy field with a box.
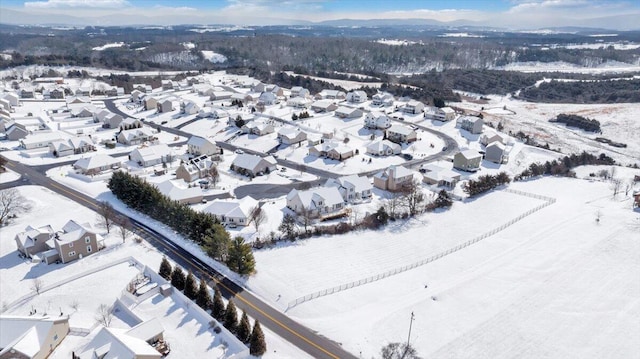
[493,61,640,74]
[247,176,640,359]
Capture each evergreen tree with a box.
[184,270,198,299]
[211,287,225,321]
[224,299,238,334]
[434,190,453,208]
[170,267,185,291]
[158,256,172,280]
[250,320,267,356]
[236,310,251,343]
[226,236,256,275]
[196,276,212,309]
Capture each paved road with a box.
[1,156,356,359]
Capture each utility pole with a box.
[403,311,415,358]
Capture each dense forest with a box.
[518,79,640,103]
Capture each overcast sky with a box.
[1,0,639,29]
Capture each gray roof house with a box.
[453,150,482,172]
[230,154,277,177]
[15,224,55,258]
[485,141,507,164]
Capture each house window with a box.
[68,251,76,257]
[54,334,58,341]
[87,245,92,253]
[85,236,91,244]
[68,242,73,248]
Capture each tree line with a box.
[550,113,601,133]
[462,172,511,197]
[519,79,640,104]
[107,171,255,275]
[514,151,616,180]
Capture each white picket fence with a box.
[287,189,556,310]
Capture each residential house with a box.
[105,86,125,97]
[161,79,174,90]
[204,196,258,227]
[325,175,373,203]
[70,106,95,118]
[210,91,233,100]
[230,154,277,177]
[143,96,158,111]
[52,220,101,264]
[75,320,164,359]
[265,84,284,97]
[241,120,274,136]
[286,187,345,217]
[15,224,55,258]
[485,141,507,164]
[258,92,278,106]
[75,86,92,97]
[371,92,394,107]
[48,136,95,157]
[93,109,111,123]
[421,164,461,188]
[457,115,484,134]
[181,101,200,115]
[130,89,143,102]
[425,106,456,122]
[373,165,414,191]
[366,139,401,156]
[480,132,505,146]
[277,126,307,145]
[0,92,20,107]
[6,123,28,140]
[66,96,91,107]
[310,100,339,113]
[0,316,70,359]
[48,87,66,99]
[20,133,65,150]
[315,89,346,100]
[73,154,121,175]
[129,144,173,167]
[175,155,216,183]
[230,93,255,104]
[155,180,203,204]
[290,86,310,98]
[133,83,152,93]
[20,88,35,98]
[0,118,14,132]
[335,106,363,119]
[117,127,155,145]
[286,97,312,109]
[364,112,391,129]
[401,100,425,114]
[309,140,354,161]
[386,125,417,144]
[118,118,143,131]
[453,150,482,172]
[187,136,219,156]
[157,98,176,113]
[346,90,368,103]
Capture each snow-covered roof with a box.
[366,139,400,153]
[0,315,68,358]
[187,136,214,148]
[131,144,172,161]
[125,317,163,342]
[387,124,414,136]
[15,225,54,248]
[232,154,267,171]
[155,180,202,202]
[459,149,482,159]
[205,196,258,219]
[328,174,373,193]
[76,327,161,359]
[288,187,344,210]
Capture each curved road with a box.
[1,157,356,359]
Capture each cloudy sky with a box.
[0,0,639,29]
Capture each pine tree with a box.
[226,236,256,275]
[170,267,185,291]
[211,287,225,321]
[250,320,267,356]
[184,270,198,299]
[224,299,238,334]
[196,276,212,309]
[158,256,172,280]
[236,310,251,343]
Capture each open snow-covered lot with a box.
[247,176,640,359]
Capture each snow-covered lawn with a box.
[245,176,640,359]
[0,168,21,183]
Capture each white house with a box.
[242,120,274,136]
[258,92,278,106]
[73,154,121,175]
[457,115,484,134]
[48,136,95,157]
[308,140,354,161]
[286,97,312,109]
[485,141,507,164]
[129,144,173,167]
[315,89,346,100]
[187,136,219,156]
[155,180,203,204]
[117,127,155,145]
[290,86,310,98]
[310,100,339,113]
[204,196,258,227]
[335,106,363,119]
[372,92,394,107]
[277,126,307,145]
[425,106,456,122]
[325,174,373,202]
[0,92,19,107]
[401,100,425,114]
[421,164,461,188]
[364,112,391,129]
[346,90,368,103]
[182,101,200,115]
[286,187,345,217]
[366,139,401,156]
[20,133,65,150]
[230,154,277,177]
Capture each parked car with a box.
[403,153,413,160]
[235,149,244,154]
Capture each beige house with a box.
[386,125,417,144]
[426,106,456,122]
[143,96,158,111]
[241,120,274,136]
[277,126,307,145]
[186,136,219,156]
[453,150,482,172]
[310,100,339,113]
[73,154,121,175]
[15,224,55,258]
[203,196,258,227]
[373,165,414,191]
[0,315,70,359]
[231,154,277,177]
[175,155,216,183]
[335,106,363,119]
[75,319,164,359]
[129,144,173,167]
[117,127,155,145]
[457,115,484,134]
[366,139,401,156]
[485,141,507,164]
[52,220,101,264]
[421,164,461,188]
[286,187,345,217]
[309,140,354,161]
[401,100,425,114]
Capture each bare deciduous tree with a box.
[249,205,267,233]
[384,191,403,219]
[611,178,623,198]
[299,206,314,234]
[95,303,113,327]
[209,165,220,188]
[0,188,31,225]
[401,179,426,216]
[115,215,132,243]
[96,201,116,234]
[32,278,44,295]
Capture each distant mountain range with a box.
[0,8,638,32]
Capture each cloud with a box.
[24,0,130,9]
